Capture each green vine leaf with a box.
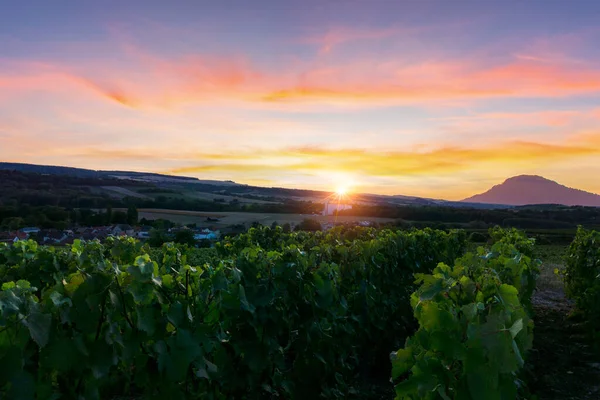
[22,311,51,348]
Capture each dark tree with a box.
[148,229,169,247]
[111,211,128,224]
[197,239,212,248]
[174,230,196,246]
[294,218,322,232]
[106,206,113,225]
[127,206,139,225]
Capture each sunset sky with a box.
[2,0,600,200]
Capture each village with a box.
[0,217,378,246]
[0,224,222,246]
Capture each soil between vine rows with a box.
[529,280,600,399]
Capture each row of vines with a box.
[0,227,466,399]
[563,227,600,346]
[7,225,586,399]
[391,227,539,399]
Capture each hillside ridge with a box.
[463,175,600,206]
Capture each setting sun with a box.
[328,172,356,198]
[335,186,348,196]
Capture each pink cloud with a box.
[299,26,411,53]
[3,37,600,110]
[431,109,599,129]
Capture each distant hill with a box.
[0,162,101,178]
[0,162,240,185]
[462,175,600,206]
[0,162,519,209]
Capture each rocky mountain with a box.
[462,175,600,206]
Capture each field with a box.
[138,208,397,227]
[100,186,152,199]
[182,191,279,204]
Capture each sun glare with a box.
[336,186,348,196]
[326,172,355,199]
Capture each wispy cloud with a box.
[299,26,410,53]
[18,131,597,182]
[430,108,600,129]
[161,133,600,180]
[4,36,600,110]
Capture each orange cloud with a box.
[431,109,599,130]
[35,131,599,177]
[5,42,600,109]
[162,134,600,178]
[0,54,267,108]
[4,128,600,198]
[111,58,600,107]
[471,62,600,95]
[156,136,600,198]
[259,59,600,105]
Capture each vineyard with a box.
[0,226,598,399]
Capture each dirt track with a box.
[529,278,600,399]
